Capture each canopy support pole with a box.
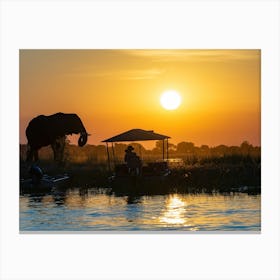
[106,142,111,171]
[139,145,142,160]
[111,142,116,168]
[162,139,165,161]
[166,138,169,160]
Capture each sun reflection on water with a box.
[159,195,189,226]
[20,190,261,231]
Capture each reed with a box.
[20,152,260,195]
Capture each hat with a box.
[126,145,134,151]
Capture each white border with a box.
[1,0,279,279]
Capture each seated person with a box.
[29,164,43,184]
[124,146,142,175]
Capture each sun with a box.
[160,90,182,110]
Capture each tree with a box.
[213,145,228,156]
[176,142,195,154]
[113,143,128,159]
[152,140,164,154]
[200,145,210,157]
[240,141,253,155]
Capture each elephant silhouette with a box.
[25,112,90,162]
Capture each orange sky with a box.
[20,49,260,148]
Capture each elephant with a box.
[25,112,90,162]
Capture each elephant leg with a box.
[26,149,32,162]
[34,150,39,162]
[59,137,66,162]
[51,143,59,161]
[26,145,35,162]
[51,136,66,162]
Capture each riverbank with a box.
[20,158,261,195]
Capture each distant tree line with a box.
[20,140,260,165]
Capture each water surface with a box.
[20,188,261,231]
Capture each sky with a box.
[20,49,260,148]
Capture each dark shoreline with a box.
[20,159,261,196]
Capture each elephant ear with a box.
[78,133,88,147]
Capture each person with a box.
[124,146,142,175]
[29,164,43,185]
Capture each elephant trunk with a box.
[78,132,88,147]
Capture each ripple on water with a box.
[20,191,261,231]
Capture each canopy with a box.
[102,129,170,143]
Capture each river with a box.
[20,188,261,231]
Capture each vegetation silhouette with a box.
[25,113,89,162]
[20,139,260,195]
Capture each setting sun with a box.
[160,90,182,110]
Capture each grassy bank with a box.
[20,154,261,195]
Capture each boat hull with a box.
[108,173,174,195]
[20,175,70,194]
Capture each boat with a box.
[108,163,172,195]
[20,174,70,194]
[102,128,173,194]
